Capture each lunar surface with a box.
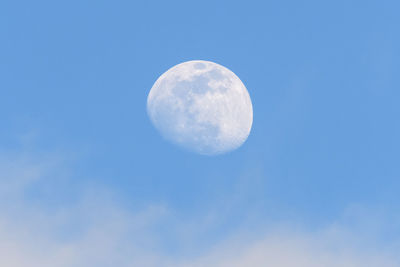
[147,60,253,155]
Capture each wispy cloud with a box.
[178,227,399,267]
[0,148,398,267]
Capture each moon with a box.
[147,60,253,155]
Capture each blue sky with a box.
[1,0,400,266]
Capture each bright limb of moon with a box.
[147,60,253,155]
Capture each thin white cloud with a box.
[177,227,399,267]
[0,149,398,267]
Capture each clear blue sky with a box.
[1,0,399,265]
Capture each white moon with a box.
[147,60,253,155]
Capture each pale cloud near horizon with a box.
[178,228,399,267]
[0,149,398,267]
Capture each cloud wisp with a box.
[0,149,398,267]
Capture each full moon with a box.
[147,60,253,155]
